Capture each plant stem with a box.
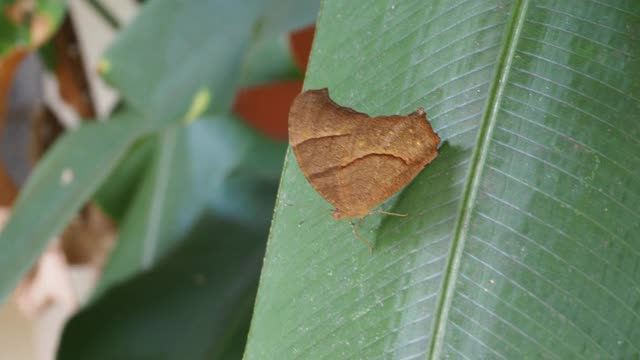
[85,0,120,29]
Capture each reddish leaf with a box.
[289,25,315,73]
[233,80,303,140]
[0,161,17,206]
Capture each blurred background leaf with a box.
[244,0,640,359]
[0,0,319,357]
[0,0,67,207]
[0,111,149,301]
[0,0,317,301]
[92,116,286,299]
[58,214,267,359]
[0,0,66,56]
[54,0,319,358]
[83,0,317,299]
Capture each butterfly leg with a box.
[349,218,373,255]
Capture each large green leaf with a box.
[245,0,640,358]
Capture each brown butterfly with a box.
[289,88,440,252]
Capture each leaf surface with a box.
[244,0,640,358]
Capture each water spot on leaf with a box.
[60,168,74,185]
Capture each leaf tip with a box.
[98,58,111,76]
[183,88,211,124]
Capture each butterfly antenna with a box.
[350,219,373,255]
[375,210,408,217]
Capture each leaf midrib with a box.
[141,128,177,268]
[426,0,531,358]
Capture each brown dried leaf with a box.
[53,17,95,119]
[0,161,17,206]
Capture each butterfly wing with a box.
[289,89,440,219]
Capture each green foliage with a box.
[0,0,319,358]
[92,116,286,300]
[58,0,317,357]
[0,0,66,56]
[58,215,267,359]
[244,0,640,358]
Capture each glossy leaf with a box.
[245,0,640,358]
